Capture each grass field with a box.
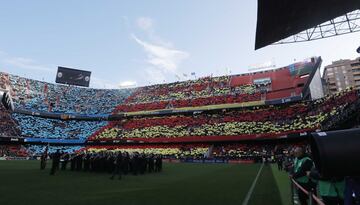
[0,161,291,205]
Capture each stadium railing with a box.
[290,178,325,205]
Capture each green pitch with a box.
[0,161,290,205]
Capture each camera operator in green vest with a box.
[307,168,345,205]
[292,146,317,205]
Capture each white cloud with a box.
[137,17,154,32]
[132,16,190,85]
[2,57,52,72]
[132,34,189,73]
[118,80,137,88]
[144,67,166,84]
[0,50,6,56]
[90,77,118,89]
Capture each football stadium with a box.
[1,1,360,205]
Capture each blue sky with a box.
[0,0,359,88]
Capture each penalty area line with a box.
[241,163,264,205]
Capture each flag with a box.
[191,72,196,76]
[26,80,30,99]
[56,95,60,107]
[183,73,188,77]
[43,83,48,94]
[48,102,53,112]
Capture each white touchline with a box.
[241,163,265,205]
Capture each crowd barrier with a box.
[291,178,325,205]
[0,157,29,160]
[163,159,255,164]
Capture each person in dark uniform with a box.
[132,153,139,175]
[122,152,129,175]
[344,177,360,205]
[99,153,105,173]
[40,153,47,170]
[148,154,154,173]
[61,153,69,170]
[83,153,90,172]
[90,154,96,172]
[104,152,112,174]
[40,145,49,170]
[159,155,162,172]
[155,155,162,172]
[50,150,61,175]
[277,155,284,171]
[76,153,83,171]
[110,152,122,180]
[70,153,76,171]
[139,153,146,174]
[292,147,316,205]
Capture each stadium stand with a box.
[113,57,320,113]
[0,145,28,157]
[0,104,20,137]
[0,57,357,148]
[25,145,83,156]
[90,88,359,142]
[0,72,133,114]
[0,71,133,140]
[12,113,107,140]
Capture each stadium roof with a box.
[255,0,360,49]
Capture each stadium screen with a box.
[55,67,91,87]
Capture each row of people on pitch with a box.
[49,151,163,179]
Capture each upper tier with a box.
[0,72,134,114]
[0,57,320,115]
[114,57,320,113]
